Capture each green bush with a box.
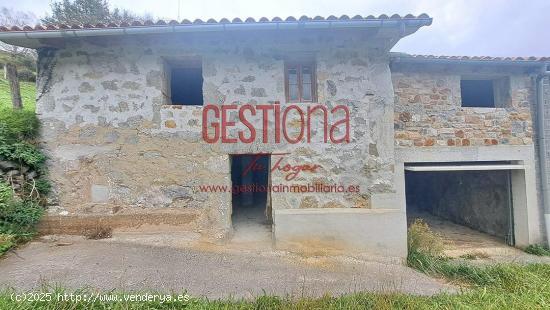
[0,108,45,172]
[524,244,550,256]
[0,108,48,256]
[0,200,43,228]
[32,178,51,197]
[0,108,49,198]
[0,233,15,255]
[0,142,46,170]
[0,180,43,229]
[0,181,13,203]
[0,108,40,141]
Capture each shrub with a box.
[0,233,15,254]
[0,108,49,200]
[0,142,46,171]
[0,108,40,141]
[0,199,43,228]
[524,244,550,256]
[0,181,13,203]
[0,90,47,256]
[407,218,445,257]
[33,178,52,196]
[84,225,113,240]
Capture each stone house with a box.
[1,14,549,258]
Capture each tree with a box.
[42,0,152,25]
[0,7,37,110]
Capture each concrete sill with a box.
[274,208,401,215]
[405,164,524,171]
[161,105,202,109]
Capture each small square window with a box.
[460,79,495,108]
[285,61,317,103]
[169,61,203,106]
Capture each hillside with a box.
[0,77,36,111]
[0,50,36,82]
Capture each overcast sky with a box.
[1,0,549,57]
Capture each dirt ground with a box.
[2,211,546,299]
[409,212,550,264]
[0,232,454,299]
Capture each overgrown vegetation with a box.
[525,244,550,256]
[407,218,503,286]
[407,218,445,257]
[0,80,48,256]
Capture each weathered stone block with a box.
[91,185,109,203]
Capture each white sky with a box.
[1,0,549,56]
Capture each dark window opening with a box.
[170,66,203,105]
[285,61,317,103]
[460,79,495,108]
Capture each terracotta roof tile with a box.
[0,14,431,32]
[393,54,550,63]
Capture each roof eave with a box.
[391,53,549,68]
[0,18,432,48]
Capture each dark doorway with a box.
[405,169,514,246]
[231,154,271,230]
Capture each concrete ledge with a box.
[273,208,407,258]
[38,212,200,235]
[370,193,398,209]
[396,145,536,162]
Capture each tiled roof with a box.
[391,53,550,63]
[0,14,431,32]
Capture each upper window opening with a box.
[285,61,317,103]
[169,61,203,106]
[460,79,495,108]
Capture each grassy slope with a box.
[0,77,36,111]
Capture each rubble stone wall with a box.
[36,30,397,237]
[392,68,534,147]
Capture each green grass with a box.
[525,244,550,256]
[0,77,36,111]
